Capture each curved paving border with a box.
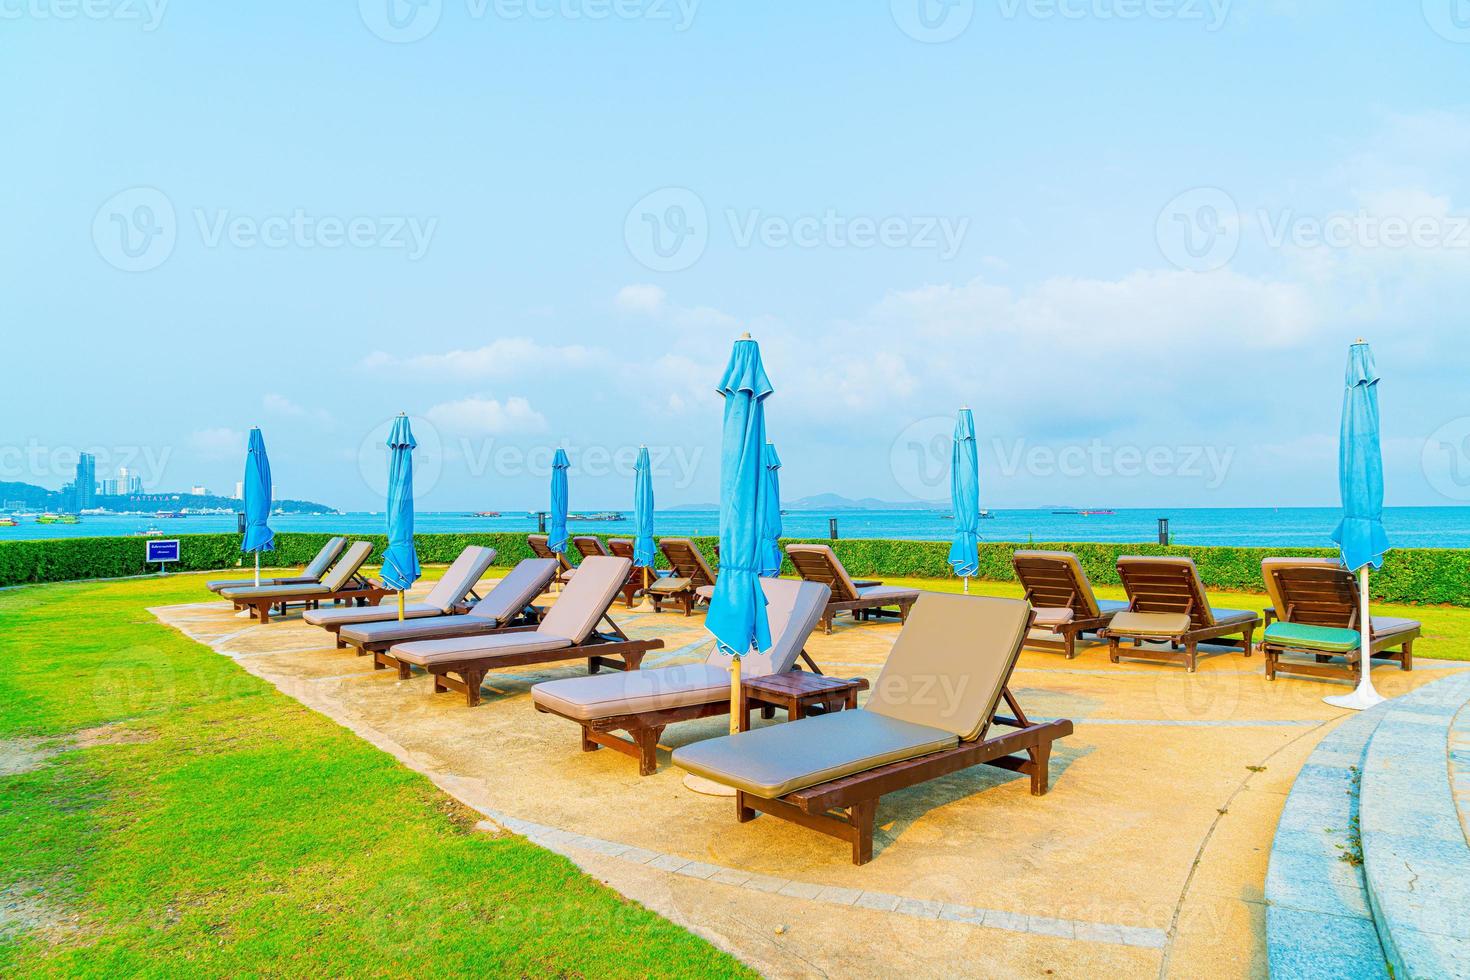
[1361,672,1470,980]
[1265,705,1389,979]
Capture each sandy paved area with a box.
[154,576,1465,979]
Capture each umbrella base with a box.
[1324,689,1387,711]
[683,773,737,797]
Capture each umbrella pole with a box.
[1324,566,1386,711]
[635,566,655,612]
[254,551,260,588]
[729,654,743,735]
[398,589,405,622]
[963,576,969,595]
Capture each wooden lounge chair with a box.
[1012,550,1128,659]
[383,556,664,707]
[528,533,576,583]
[1259,557,1343,630]
[1260,561,1420,683]
[302,546,497,640]
[786,544,919,634]
[531,579,833,774]
[338,558,558,658]
[219,542,388,624]
[206,536,348,604]
[646,537,717,616]
[1101,556,1261,672]
[575,536,641,607]
[671,593,1071,865]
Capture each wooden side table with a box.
[739,671,870,732]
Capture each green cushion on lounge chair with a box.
[1263,622,1362,653]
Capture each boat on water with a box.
[568,511,625,521]
[156,511,186,519]
[1052,509,1115,516]
[36,513,79,525]
[471,511,501,518]
[132,527,164,537]
[0,517,17,527]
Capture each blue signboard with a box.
[146,539,180,565]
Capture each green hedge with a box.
[2,532,1467,607]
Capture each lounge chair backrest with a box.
[422,546,498,612]
[321,542,374,592]
[527,534,555,559]
[573,535,610,559]
[535,556,631,643]
[1116,556,1215,628]
[865,593,1031,741]
[1013,550,1101,619]
[703,578,831,677]
[469,558,558,621]
[785,544,860,601]
[606,538,635,561]
[302,537,348,580]
[658,538,716,587]
[1269,563,1360,629]
[1261,557,1343,619]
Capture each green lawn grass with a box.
[0,572,754,978]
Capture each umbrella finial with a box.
[1355,337,1365,344]
[739,331,751,339]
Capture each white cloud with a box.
[263,393,305,416]
[189,427,244,460]
[614,284,666,314]
[359,338,596,380]
[425,395,547,435]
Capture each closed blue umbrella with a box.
[948,408,981,592]
[548,448,570,557]
[758,442,783,577]
[706,334,774,735]
[633,446,656,609]
[241,427,274,586]
[381,414,421,621]
[1325,340,1390,711]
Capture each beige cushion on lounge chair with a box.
[865,593,1030,740]
[1372,616,1420,638]
[303,546,497,628]
[394,630,574,667]
[530,579,830,722]
[305,602,443,628]
[647,576,692,595]
[208,537,347,592]
[387,556,630,666]
[857,584,920,604]
[673,709,957,798]
[695,584,714,600]
[1031,607,1075,628]
[339,558,557,646]
[220,542,372,601]
[672,592,1032,797]
[1107,611,1191,637]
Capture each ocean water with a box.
[5,507,1470,549]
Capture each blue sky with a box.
[4,1,1470,511]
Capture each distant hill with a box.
[783,493,937,511]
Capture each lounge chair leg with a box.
[1107,637,1120,664]
[736,791,756,824]
[1064,633,1076,660]
[1242,628,1254,657]
[850,800,876,865]
[460,668,486,707]
[580,726,599,753]
[1402,639,1413,671]
[637,726,663,776]
[822,615,833,636]
[1186,642,1198,673]
[1029,740,1052,796]
[588,657,601,674]
[397,660,411,680]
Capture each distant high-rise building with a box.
[99,479,120,496]
[74,454,96,510]
[234,481,244,500]
[118,467,143,494]
[191,484,207,496]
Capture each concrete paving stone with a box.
[776,880,824,900]
[1383,925,1470,980]
[1265,846,1370,919]
[646,854,689,873]
[894,897,944,919]
[937,903,985,925]
[708,868,753,887]
[740,873,790,894]
[813,886,862,907]
[617,846,661,866]
[1266,907,1387,979]
[673,861,722,880]
[854,891,902,912]
[1026,915,1076,940]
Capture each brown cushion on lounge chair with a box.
[207,537,347,593]
[304,602,442,628]
[208,575,295,592]
[466,559,558,621]
[1107,610,1191,637]
[647,576,692,594]
[536,556,630,643]
[865,593,1031,741]
[695,584,714,600]
[856,584,920,603]
[392,630,573,668]
[533,663,732,721]
[338,613,506,647]
[671,709,957,798]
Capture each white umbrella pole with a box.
[635,566,655,612]
[684,643,741,796]
[963,576,970,595]
[254,551,260,587]
[1324,566,1386,711]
